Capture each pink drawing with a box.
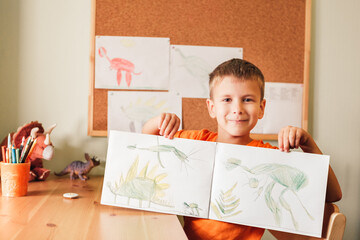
[98,46,141,87]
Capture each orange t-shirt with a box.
[174,129,277,240]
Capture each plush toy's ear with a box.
[12,121,44,147]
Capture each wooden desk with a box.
[0,175,187,240]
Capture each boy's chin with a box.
[220,127,251,138]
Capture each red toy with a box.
[0,121,56,181]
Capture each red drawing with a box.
[98,46,141,87]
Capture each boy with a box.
[142,59,342,240]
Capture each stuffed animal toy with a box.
[0,121,56,181]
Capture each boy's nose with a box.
[233,102,244,114]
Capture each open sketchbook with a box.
[101,131,329,237]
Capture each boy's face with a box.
[206,76,265,139]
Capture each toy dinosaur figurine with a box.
[0,121,56,181]
[54,153,100,181]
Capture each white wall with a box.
[0,0,359,239]
[309,0,360,239]
[0,0,107,175]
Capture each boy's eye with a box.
[243,98,254,102]
[223,98,231,102]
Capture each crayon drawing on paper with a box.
[108,91,182,133]
[101,131,217,217]
[95,36,170,90]
[101,131,330,237]
[210,143,329,237]
[170,45,243,98]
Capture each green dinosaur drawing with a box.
[127,138,189,169]
[184,202,203,216]
[174,47,210,96]
[225,158,314,230]
[107,155,173,208]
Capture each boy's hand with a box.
[278,126,321,154]
[158,113,180,139]
[142,113,180,139]
[278,126,342,202]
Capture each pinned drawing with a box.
[174,47,211,78]
[95,36,170,90]
[225,158,314,230]
[98,46,141,87]
[120,97,168,132]
[210,183,242,219]
[170,45,243,98]
[107,155,173,208]
[251,82,303,134]
[172,47,211,96]
[107,91,182,133]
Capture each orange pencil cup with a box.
[1,162,30,197]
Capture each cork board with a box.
[88,0,311,139]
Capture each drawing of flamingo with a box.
[98,46,141,87]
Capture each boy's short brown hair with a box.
[209,58,265,100]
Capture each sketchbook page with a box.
[252,83,303,134]
[107,91,182,134]
[209,143,329,238]
[95,36,170,90]
[101,131,217,218]
[170,45,243,98]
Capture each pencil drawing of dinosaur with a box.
[225,158,313,230]
[183,202,203,216]
[98,46,141,87]
[107,155,173,208]
[127,137,190,169]
[173,47,210,96]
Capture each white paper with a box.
[101,131,217,218]
[252,83,303,134]
[108,91,182,133]
[95,36,170,90]
[170,45,243,98]
[210,143,329,237]
[101,131,329,237]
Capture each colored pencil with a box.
[12,146,16,163]
[9,146,12,163]
[7,133,11,148]
[19,136,25,155]
[1,145,6,163]
[5,148,9,163]
[16,148,20,163]
[20,137,32,163]
[24,139,37,163]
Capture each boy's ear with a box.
[258,99,266,119]
[206,99,216,119]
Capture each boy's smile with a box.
[206,76,266,144]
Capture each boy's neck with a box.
[216,130,253,145]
